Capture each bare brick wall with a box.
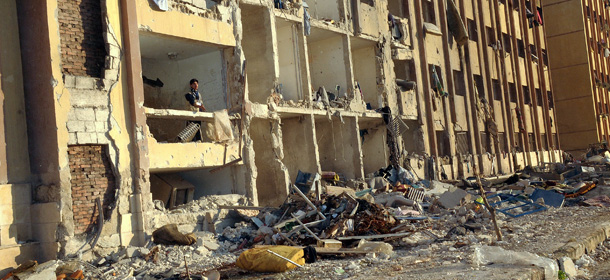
[58,0,106,77]
[69,145,116,234]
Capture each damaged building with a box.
[0,0,561,269]
[543,0,610,156]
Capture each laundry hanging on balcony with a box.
[526,7,543,28]
[303,2,311,36]
[446,0,468,46]
[388,14,403,40]
[431,67,448,97]
[153,0,168,11]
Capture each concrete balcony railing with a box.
[145,108,242,171]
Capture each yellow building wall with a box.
[0,0,30,184]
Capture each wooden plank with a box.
[291,213,321,242]
[291,184,326,220]
[218,205,278,211]
[273,210,317,229]
[336,232,413,241]
[315,248,371,255]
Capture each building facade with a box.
[0,0,560,269]
[544,0,610,156]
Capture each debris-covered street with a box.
[4,0,610,279]
[7,156,610,280]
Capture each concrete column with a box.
[120,0,150,246]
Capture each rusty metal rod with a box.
[476,175,503,241]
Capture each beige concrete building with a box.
[544,0,610,155]
[0,0,560,270]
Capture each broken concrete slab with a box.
[326,185,357,197]
[12,260,58,280]
[558,256,577,279]
[204,240,220,251]
[125,246,138,258]
[437,188,471,209]
[426,181,457,196]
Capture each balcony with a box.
[145,108,241,171]
[136,0,236,47]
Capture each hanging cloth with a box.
[153,0,168,11]
[304,7,311,36]
[446,0,468,46]
[432,67,449,97]
[515,107,525,132]
[388,14,403,40]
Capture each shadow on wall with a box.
[75,0,106,78]
[141,51,227,112]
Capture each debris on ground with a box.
[10,155,610,279]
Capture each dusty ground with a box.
[182,206,610,280]
[78,188,610,280]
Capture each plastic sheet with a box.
[472,246,558,280]
[213,109,234,142]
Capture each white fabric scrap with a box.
[153,0,168,11]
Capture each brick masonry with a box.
[58,0,106,77]
[68,145,116,234]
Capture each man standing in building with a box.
[185,79,206,112]
[184,79,206,141]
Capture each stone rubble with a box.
[7,159,610,279]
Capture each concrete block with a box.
[95,109,109,121]
[0,184,31,205]
[68,133,77,145]
[74,108,96,121]
[177,223,199,233]
[3,223,32,244]
[203,240,220,251]
[437,188,471,209]
[75,76,96,89]
[104,69,119,80]
[1,224,18,245]
[13,260,58,280]
[30,203,60,224]
[120,214,142,233]
[192,0,207,8]
[108,45,121,58]
[76,132,97,144]
[111,57,120,69]
[84,122,97,132]
[120,232,139,247]
[125,246,138,258]
[0,203,31,225]
[64,75,76,88]
[97,133,109,144]
[95,121,107,131]
[97,233,121,248]
[31,222,58,243]
[559,256,577,278]
[37,242,59,263]
[70,90,109,107]
[102,79,115,91]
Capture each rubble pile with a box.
[7,153,610,279]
